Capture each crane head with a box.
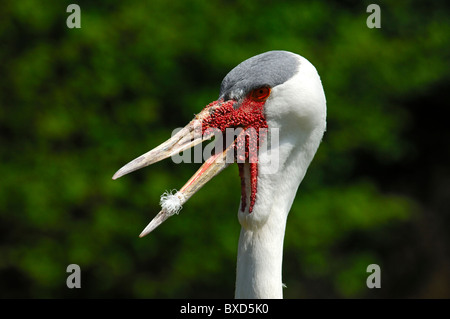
[112,50,326,237]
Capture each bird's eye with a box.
[250,87,271,102]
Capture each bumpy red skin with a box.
[201,98,268,213]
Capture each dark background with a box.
[0,0,449,298]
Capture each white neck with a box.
[235,204,288,298]
[235,125,325,298]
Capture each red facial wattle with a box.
[200,88,270,213]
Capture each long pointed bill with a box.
[112,100,228,180]
[112,100,247,237]
[138,142,234,237]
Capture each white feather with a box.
[160,190,185,216]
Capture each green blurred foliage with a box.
[0,0,449,298]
